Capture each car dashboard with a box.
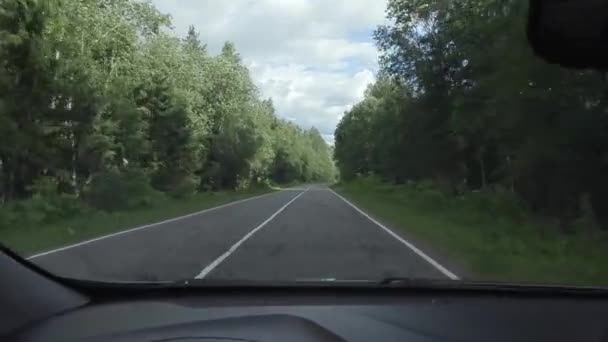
[9,288,608,342]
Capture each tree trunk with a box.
[478,151,486,189]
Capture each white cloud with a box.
[322,134,335,145]
[250,64,374,135]
[151,0,387,143]
[284,38,378,67]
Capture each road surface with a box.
[29,185,457,282]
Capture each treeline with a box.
[0,0,334,210]
[334,0,608,229]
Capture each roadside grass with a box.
[0,186,275,256]
[334,177,608,286]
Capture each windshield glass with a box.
[1,0,607,286]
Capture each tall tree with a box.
[0,0,336,209]
[335,0,608,228]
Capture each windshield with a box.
[1,0,607,287]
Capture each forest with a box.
[0,0,335,221]
[334,0,608,231]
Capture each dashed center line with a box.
[194,188,309,279]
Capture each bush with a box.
[416,188,448,210]
[461,188,526,223]
[0,204,21,230]
[349,175,384,190]
[415,179,438,192]
[572,193,601,234]
[488,188,527,221]
[168,176,198,199]
[0,177,85,229]
[85,169,163,211]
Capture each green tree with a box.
[336,0,608,228]
[0,0,335,212]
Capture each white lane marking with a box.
[327,188,460,280]
[27,191,280,260]
[195,188,309,279]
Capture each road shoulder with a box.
[331,185,471,280]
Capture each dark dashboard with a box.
[10,288,608,342]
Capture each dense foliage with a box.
[0,0,334,212]
[334,0,608,229]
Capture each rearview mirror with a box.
[528,0,608,69]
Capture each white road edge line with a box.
[195,188,309,279]
[327,188,460,280]
[27,191,280,260]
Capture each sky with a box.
[150,0,388,143]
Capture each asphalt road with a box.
[29,185,456,282]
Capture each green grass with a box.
[1,187,275,256]
[334,178,608,287]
